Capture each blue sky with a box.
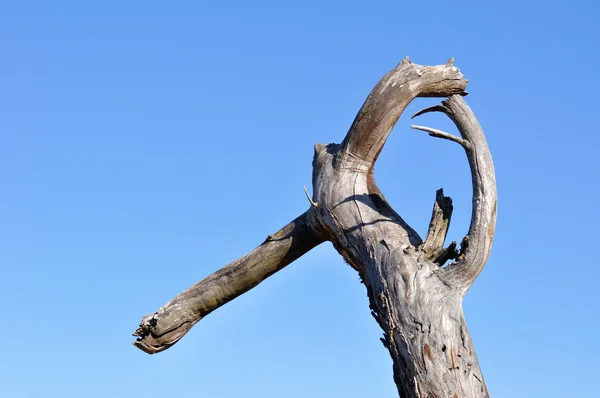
[1,1,598,397]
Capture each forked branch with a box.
[132,60,496,383]
[309,58,470,249]
[412,96,497,290]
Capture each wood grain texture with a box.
[308,60,495,397]
[412,96,497,292]
[421,189,454,265]
[133,212,324,354]
[133,58,497,398]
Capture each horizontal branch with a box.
[133,211,324,354]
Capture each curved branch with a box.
[337,57,468,169]
[133,211,325,354]
[413,96,497,291]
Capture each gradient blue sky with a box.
[2,1,599,397]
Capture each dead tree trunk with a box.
[133,57,497,398]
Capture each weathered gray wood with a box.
[421,189,454,265]
[412,96,497,292]
[133,212,324,354]
[133,57,497,398]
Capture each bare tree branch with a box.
[337,57,467,169]
[133,57,496,398]
[310,61,492,397]
[432,240,460,266]
[303,186,318,208]
[421,189,454,264]
[312,59,468,249]
[133,211,324,353]
[410,125,470,149]
[412,95,497,290]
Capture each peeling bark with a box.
[133,57,497,398]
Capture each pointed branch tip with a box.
[411,105,451,119]
[304,186,318,208]
[411,125,470,149]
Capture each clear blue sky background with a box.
[2,1,598,397]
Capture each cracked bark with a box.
[133,57,497,398]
